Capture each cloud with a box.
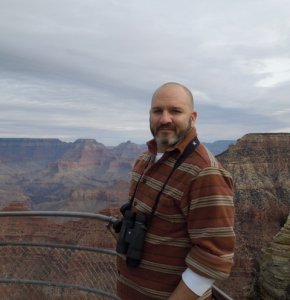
[0,0,290,144]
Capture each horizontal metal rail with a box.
[0,278,119,299]
[0,241,118,256]
[0,210,119,299]
[0,210,118,223]
[212,285,233,300]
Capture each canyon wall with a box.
[217,133,290,299]
[257,213,290,299]
[0,138,146,212]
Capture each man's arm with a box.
[169,268,214,299]
[168,280,198,300]
[184,165,235,282]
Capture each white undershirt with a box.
[182,268,214,296]
[156,152,163,161]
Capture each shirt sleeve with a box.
[182,268,214,296]
[184,165,235,281]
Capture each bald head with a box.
[152,82,194,111]
[149,82,197,152]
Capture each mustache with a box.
[156,125,176,131]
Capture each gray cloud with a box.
[0,0,290,145]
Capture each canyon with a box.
[0,134,290,299]
[0,138,146,211]
[0,138,232,212]
[216,133,290,299]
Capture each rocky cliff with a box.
[216,133,290,299]
[0,138,70,166]
[0,138,146,211]
[257,214,290,299]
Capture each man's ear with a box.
[191,112,197,127]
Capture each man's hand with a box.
[168,280,199,300]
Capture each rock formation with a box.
[0,138,70,165]
[216,133,290,299]
[257,214,290,299]
[0,138,146,211]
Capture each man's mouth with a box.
[157,126,176,132]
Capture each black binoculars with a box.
[113,203,147,267]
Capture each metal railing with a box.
[0,210,119,299]
[0,211,233,300]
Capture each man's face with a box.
[150,85,197,152]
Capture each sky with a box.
[0,0,290,145]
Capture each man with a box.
[116,82,235,299]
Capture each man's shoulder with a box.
[188,143,221,169]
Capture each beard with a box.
[150,118,192,150]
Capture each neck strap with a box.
[129,136,200,224]
[148,136,199,224]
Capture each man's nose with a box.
[159,111,172,124]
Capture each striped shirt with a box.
[117,128,235,300]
